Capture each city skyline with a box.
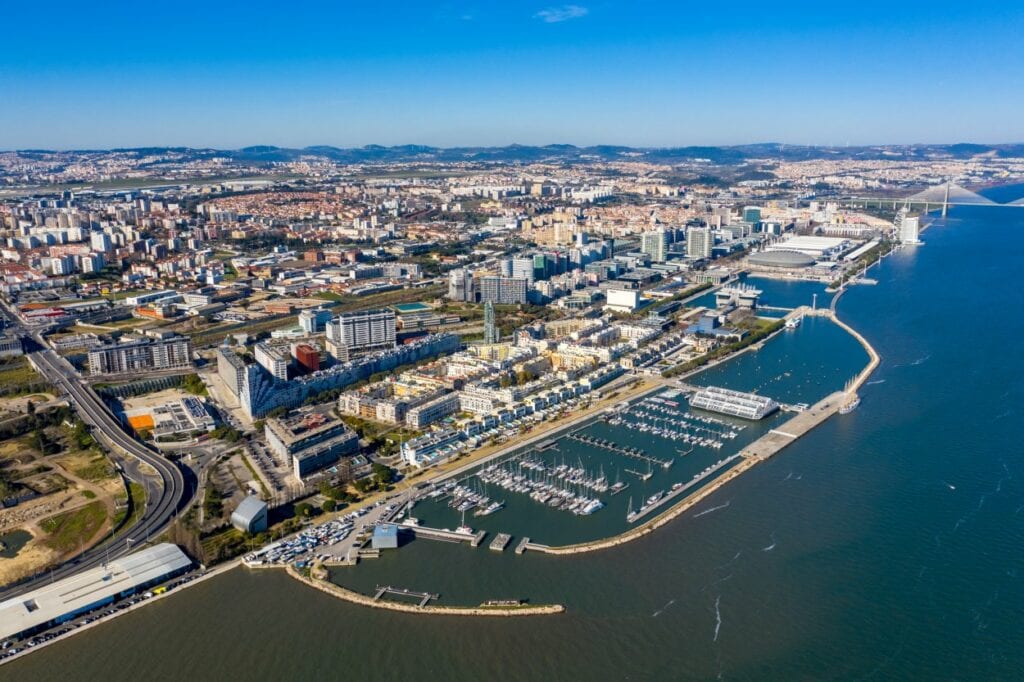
[3,1,1023,149]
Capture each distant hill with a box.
[10,142,1024,166]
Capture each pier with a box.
[406,525,484,545]
[515,537,531,554]
[627,453,743,523]
[490,533,512,552]
[741,391,844,461]
[566,432,672,468]
[373,585,440,607]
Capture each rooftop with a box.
[0,543,191,641]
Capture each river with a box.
[7,191,1024,680]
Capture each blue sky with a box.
[2,1,1023,149]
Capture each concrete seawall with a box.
[285,564,564,617]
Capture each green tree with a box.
[294,502,314,518]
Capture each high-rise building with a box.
[686,227,713,259]
[255,342,289,381]
[641,230,670,262]
[510,257,535,283]
[743,206,762,225]
[216,345,247,396]
[326,309,397,360]
[478,276,528,305]
[900,216,921,244]
[447,268,476,302]
[87,335,192,375]
[90,231,112,253]
[483,300,498,344]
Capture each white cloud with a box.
[533,5,588,23]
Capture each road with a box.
[0,306,193,600]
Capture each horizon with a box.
[5,139,1024,154]
[3,2,1023,149]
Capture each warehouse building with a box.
[0,544,192,641]
[231,496,269,533]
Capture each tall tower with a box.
[942,181,950,218]
[483,300,498,344]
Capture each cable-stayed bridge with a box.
[845,182,1022,216]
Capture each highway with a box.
[0,312,193,599]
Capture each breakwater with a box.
[286,564,564,617]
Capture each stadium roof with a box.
[747,250,816,268]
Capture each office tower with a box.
[483,300,498,344]
[641,230,670,262]
[686,227,713,259]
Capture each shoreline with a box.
[0,559,243,667]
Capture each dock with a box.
[627,453,743,523]
[515,537,530,554]
[741,391,845,461]
[406,525,483,545]
[373,585,439,607]
[490,533,512,552]
[566,432,671,468]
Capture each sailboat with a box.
[455,510,473,535]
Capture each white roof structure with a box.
[690,386,779,420]
[764,236,850,259]
[0,543,191,640]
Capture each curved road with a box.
[0,340,192,599]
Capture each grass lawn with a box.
[0,357,51,395]
[113,482,147,528]
[314,291,345,302]
[40,501,107,554]
[73,455,117,483]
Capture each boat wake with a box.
[712,596,722,642]
[694,500,731,518]
[910,354,931,367]
[652,598,676,618]
[762,533,777,552]
[866,379,886,386]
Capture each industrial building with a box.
[0,544,192,642]
[690,386,779,420]
[87,334,192,376]
[231,496,269,533]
